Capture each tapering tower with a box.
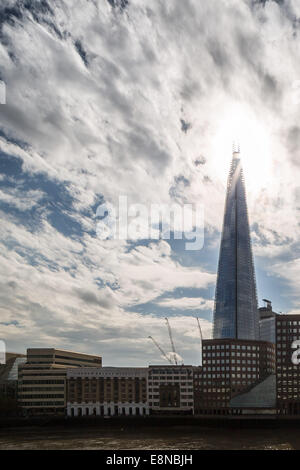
[213,147,259,340]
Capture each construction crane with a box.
[148,336,173,364]
[196,317,203,341]
[165,317,178,365]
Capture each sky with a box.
[0,0,299,366]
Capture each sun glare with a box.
[213,104,273,197]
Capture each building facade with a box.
[67,367,148,417]
[18,349,102,415]
[148,365,194,415]
[194,338,275,415]
[276,314,300,415]
[259,299,277,344]
[0,353,26,399]
[0,353,26,416]
[213,149,259,340]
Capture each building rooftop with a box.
[26,347,101,357]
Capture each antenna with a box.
[165,317,178,365]
[232,141,240,154]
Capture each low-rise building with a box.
[195,338,275,415]
[67,367,148,417]
[0,353,26,399]
[192,366,203,414]
[148,365,194,415]
[276,314,300,415]
[18,348,102,415]
[0,353,26,416]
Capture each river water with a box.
[0,425,299,450]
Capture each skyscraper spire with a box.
[232,141,240,155]
[213,148,259,340]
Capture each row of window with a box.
[70,407,147,416]
[19,394,64,399]
[69,377,146,381]
[20,402,64,406]
[204,352,259,358]
[20,380,65,384]
[278,393,299,400]
[19,373,66,377]
[277,336,299,341]
[149,376,192,384]
[277,321,300,327]
[69,399,148,404]
[203,366,258,371]
[149,387,192,392]
[149,370,192,375]
[149,402,193,407]
[199,382,249,387]
[202,374,257,379]
[19,387,64,392]
[277,388,300,392]
[203,359,259,364]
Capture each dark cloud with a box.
[203,175,212,184]
[180,80,201,101]
[235,29,263,72]
[126,127,171,171]
[169,175,190,200]
[74,39,89,67]
[207,38,231,70]
[194,156,206,166]
[107,0,129,11]
[262,73,279,98]
[180,119,192,133]
[287,126,300,165]
[75,289,114,309]
[0,0,55,35]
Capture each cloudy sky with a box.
[0,0,299,366]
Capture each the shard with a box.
[213,148,259,340]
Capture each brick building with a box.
[67,367,148,417]
[148,365,194,415]
[194,338,275,415]
[276,314,300,415]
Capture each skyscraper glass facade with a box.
[213,151,259,340]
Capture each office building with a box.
[259,299,277,344]
[213,149,259,340]
[276,314,300,415]
[18,348,102,415]
[148,365,194,415]
[0,353,26,399]
[195,338,275,415]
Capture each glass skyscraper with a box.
[213,149,259,340]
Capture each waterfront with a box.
[0,425,299,450]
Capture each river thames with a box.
[0,425,299,450]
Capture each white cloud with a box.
[155,297,213,311]
[0,187,45,211]
[0,0,299,363]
